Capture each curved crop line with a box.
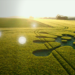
[37,29,52,49]
[55,50,75,70]
[34,29,51,50]
[34,29,49,49]
[39,29,72,35]
[37,29,62,49]
[37,28,60,37]
[34,29,39,36]
[37,29,56,48]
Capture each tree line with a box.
[29,15,75,20]
[56,14,68,20]
[39,14,68,20]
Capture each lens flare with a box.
[32,23,37,28]
[33,24,36,27]
[18,36,26,44]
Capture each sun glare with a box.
[18,36,26,44]
[32,23,37,28]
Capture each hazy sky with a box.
[0,0,75,18]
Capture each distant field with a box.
[0,18,75,75]
[0,18,50,28]
[35,19,75,30]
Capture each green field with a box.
[0,18,75,75]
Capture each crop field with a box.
[0,18,75,75]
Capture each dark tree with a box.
[56,14,68,20]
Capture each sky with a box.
[0,0,75,18]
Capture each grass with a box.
[0,18,49,28]
[62,40,67,42]
[48,42,61,48]
[55,46,75,70]
[52,49,75,75]
[73,42,75,44]
[44,42,52,49]
[74,36,75,38]
[0,18,75,75]
[61,36,71,40]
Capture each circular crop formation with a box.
[33,32,75,56]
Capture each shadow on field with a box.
[32,49,52,56]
